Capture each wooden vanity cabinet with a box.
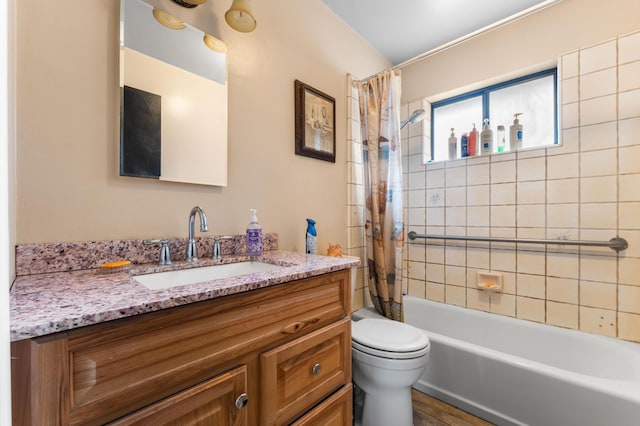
[11,270,352,426]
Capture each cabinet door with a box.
[109,365,248,426]
[260,319,351,425]
[291,384,352,426]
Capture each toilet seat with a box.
[352,318,430,359]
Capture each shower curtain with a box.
[356,70,404,321]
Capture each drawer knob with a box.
[312,363,321,376]
[235,393,249,409]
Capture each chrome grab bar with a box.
[407,231,628,252]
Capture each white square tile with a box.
[517,273,546,298]
[580,121,618,151]
[547,204,579,228]
[561,102,579,129]
[426,189,444,207]
[446,187,466,206]
[620,202,640,230]
[547,301,578,329]
[620,145,640,174]
[446,166,466,187]
[618,312,640,342]
[619,285,640,314]
[579,306,616,337]
[561,77,579,104]
[426,262,445,283]
[445,265,466,286]
[517,251,546,275]
[580,40,617,74]
[517,296,546,323]
[491,160,516,183]
[556,127,579,154]
[580,176,617,203]
[517,157,546,182]
[467,206,490,227]
[548,153,579,179]
[426,282,445,302]
[409,135,424,156]
[580,203,617,229]
[407,171,425,190]
[580,67,617,100]
[445,285,466,307]
[620,174,640,202]
[620,61,640,92]
[467,163,490,186]
[619,117,640,147]
[467,184,490,206]
[547,277,579,303]
[445,245,466,266]
[620,89,640,120]
[408,190,426,208]
[580,254,617,283]
[580,280,617,309]
[408,262,427,281]
[467,288,491,312]
[547,252,580,279]
[580,149,617,177]
[408,280,426,298]
[426,169,445,188]
[426,207,445,226]
[426,244,445,264]
[580,95,617,126]
[491,183,516,205]
[547,178,579,204]
[490,293,516,317]
[620,229,640,258]
[517,204,545,228]
[445,206,466,227]
[491,249,516,272]
[491,205,516,227]
[467,246,490,269]
[619,31,640,64]
[561,51,579,79]
[517,181,546,205]
[407,208,426,226]
[407,245,426,262]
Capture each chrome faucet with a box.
[186,206,208,262]
[212,236,234,260]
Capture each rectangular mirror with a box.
[120,0,228,186]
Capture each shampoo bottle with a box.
[496,125,506,152]
[306,218,317,255]
[448,128,457,160]
[460,133,469,157]
[480,118,493,155]
[246,209,263,257]
[510,113,523,150]
[468,123,479,156]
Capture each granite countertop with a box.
[10,250,359,342]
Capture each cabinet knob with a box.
[235,393,249,409]
[312,363,321,376]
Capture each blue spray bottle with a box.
[306,219,317,254]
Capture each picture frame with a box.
[294,80,336,162]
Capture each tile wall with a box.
[401,30,640,342]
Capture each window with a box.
[430,68,557,162]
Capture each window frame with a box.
[429,68,558,161]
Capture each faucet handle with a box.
[212,236,234,260]
[144,239,172,265]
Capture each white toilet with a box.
[351,317,430,426]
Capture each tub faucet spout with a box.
[186,206,208,262]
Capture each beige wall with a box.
[14,0,390,252]
[402,0,640,103]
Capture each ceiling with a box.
[321,0,560,65]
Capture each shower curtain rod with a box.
[407,232,629,253]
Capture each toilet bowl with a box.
[351,317,430,426]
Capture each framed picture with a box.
[294,80,336,162]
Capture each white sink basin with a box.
[134,261,285,290]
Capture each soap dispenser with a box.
[246,209,263,257]
[480,118,493,155]
[468,123,479,156]
[510,113,523,150]
[448,128,457,160]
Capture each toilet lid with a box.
[352,318,430,353]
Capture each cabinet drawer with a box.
[291,384,352,426]
[260,318,351,425]
[109,365,248,426]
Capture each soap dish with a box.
[97,260,133,274]
[477,271,502,292]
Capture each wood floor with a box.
[412,389,494,426]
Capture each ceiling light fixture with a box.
[171,0,206,9]
[225,0,257,32]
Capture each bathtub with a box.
[354,296,640,426]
